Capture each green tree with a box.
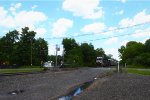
[80,43,96,66]
[0,30,19,65]
[62,38,79,62]
[118,40,149,66]
[67,47,83,67]
[33,38,48,65]
[17,27,36,66]
[124,42,144,64]
[145,38,150,52]
[126,41,137,47]
[95,48,105,57]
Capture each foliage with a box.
[80,43,96,66]
[47,55,63,66]
[0,27,48,67]
[95,48,105,57]
[118,38,150,67]
[62,38,111,67]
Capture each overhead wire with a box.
[88,30,150,42]
[45,21,150,40]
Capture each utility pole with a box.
[118,61,119,72]
[56,44,58,67]
[62,48,64,63]
[30,39,32,66]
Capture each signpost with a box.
[55,44,60,67]
[118,61,119,72]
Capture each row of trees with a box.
[118,38,150,67]
[0,27,48,67]
[62,38,111,67]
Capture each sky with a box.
[0,0,150,60]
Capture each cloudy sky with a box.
[0,0,150,60]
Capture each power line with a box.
[88,29,150,42]
[45,21,150,40]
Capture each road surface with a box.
[0,67,112,100]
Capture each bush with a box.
[134,53,150,67]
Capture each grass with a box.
[18,65,42,68]
[0,68,44,74]
[126,64,149,69]
[126,68,150,76]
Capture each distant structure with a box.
[96,56,118,67]
[43,61,54,68]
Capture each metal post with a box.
[56,44,58,67]
[30,39,32,66]
[118,61,119,72]
[63,48,64,63]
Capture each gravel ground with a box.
[74,73,150,100]
[0,68,112,100]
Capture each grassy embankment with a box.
[0,66,44,74]
[124,65,150,76]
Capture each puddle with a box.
[8,89,24,95]
[58,81,93,100]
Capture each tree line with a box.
[0,27,48,67]
[62,38,112,67]
[0,27,116,68]
[118,38,150,67]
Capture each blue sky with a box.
[0,0,150,60]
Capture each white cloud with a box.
[102,27,116,36]
[81,22,106,34]
[119,9,150,27]
[105,48,119,60]
[142,38,149,43]
[73,32,79,37]
[132,28,150,38]
[48,44,63,55]
[10,3,22,15]
[31,5,38,10]
[15,11,47,27]
[62,0,104,19]
[115,10,124,15]
[105,37,118,45]
[116,0,126,3]
[48,44,55,55]
[51,18,73,37]
[0,5,47,29]
[35,27,47,38]
[121,0,126,3]
[120,40,128,46]
[0,6,8,19]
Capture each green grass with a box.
[126,64,149,69]
[126,68,150,76]
[0,68,44,74]
[18,65,42,68]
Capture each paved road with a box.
[74,73,150,100]
[0,68,112,100]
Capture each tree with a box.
[124,42,144,64]
[107,54,113,59]
[0,30,19,65]
[33,38,48,65]
[80,43,96,66]
[67,47,83,67]
[17,27,36,65]
[0,27,49,67]
[62,38,79,62]
[95,48,105,57]
[126,41,137,47]
[118,39,150,67]
[118,46,125,64]
[145,38,150,52]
